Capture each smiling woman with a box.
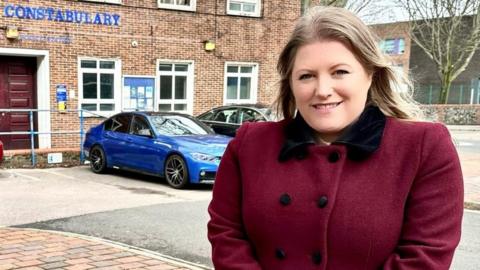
[290,40,373,143]
[208,6,464,270]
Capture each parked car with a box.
[197,104,277,137]
[83,112,232,189]
[0,140,3,165]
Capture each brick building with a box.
[369,21,411,77]
[0,0,305,150]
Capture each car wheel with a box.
[90,145,107,174]
[165,154,189,189]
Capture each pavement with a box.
[0,124,479,270]
[0,227,207,270]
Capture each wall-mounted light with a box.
[131,40,138,48]
[204,40,216,51]
[5,25,19,39]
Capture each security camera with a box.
[131,40,138,47]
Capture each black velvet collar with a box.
[278,105,386,162]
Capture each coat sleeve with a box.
[207,123,263,270]
[382,123,464,270]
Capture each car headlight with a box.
[191,152,221,164]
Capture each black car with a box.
[197,104,276,137]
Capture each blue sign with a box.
[123,77,155,111]
[56,84,67,102]
[3,4,120,26]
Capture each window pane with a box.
[240,77,251,99]
[100,74,114,99]
[83,73,97,99]
[160,76,173,99]
[159,104,172,111]
[175,76,187,99]
[111,115,131,133]
[227,66,238,73]
[159,64,172,71]
[243,3,255,12]
[81,60,96,68]
[227,77,238,99]
[174,104,187,111]
[240,66,253,73]
[100,104,115,111]
[81,104,97,111]
[100,61,115,69]
[104,119,113,131]
[176,0,190,6]
[229,3,241,11]
[398,38,405,53]
[160,0,174,3]
[175,64,188,71]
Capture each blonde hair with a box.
[275,6,423,121]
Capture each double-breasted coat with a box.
[207,106,464,270]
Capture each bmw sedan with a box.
[197,104,276,137]
[83,112,232,189]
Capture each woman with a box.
[208,6,463,270]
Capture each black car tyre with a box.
[90,145,107,174]
[165,154,189,189]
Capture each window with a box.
[224,63,258,104]
[131,116,153,137]
[157,61,194,114]
[104,114,131,133]
[158,0,196,11]
[227,0,261,17]
[79,58,121,115]
[379,38,405,55]
[82,0,122,4]
[239,108,264,123]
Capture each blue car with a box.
[83,112,232,189]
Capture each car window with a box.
[198,110,215,121]
[150,115,210,136]
[240,108,265,123]
[106,115,131,133]
[213,108,238,124]
[131,116,153,137]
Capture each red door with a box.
[0,56,37,150]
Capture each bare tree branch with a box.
[397,0,480,103]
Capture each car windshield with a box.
[149,115,210,136]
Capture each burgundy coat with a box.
[208,106,463,270]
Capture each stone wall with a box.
[421,105,480,125]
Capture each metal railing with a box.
[0,108,105,167]
[414,82,480,104]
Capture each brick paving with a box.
[0,228,197,270]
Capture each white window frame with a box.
[224,62,258,105]
[227,0,261,17]
[78,57,122,117]
[82,0,122,4]
[157,0,196,12]
[156,60,195,115]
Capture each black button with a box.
[317,196,328,208]
[312,251,322,265]
[279,193,291,206]
[328,151,340,163]
[275,248,286,259]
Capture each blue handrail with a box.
[0,108,105,167]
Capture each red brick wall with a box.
[0,0,302,148]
